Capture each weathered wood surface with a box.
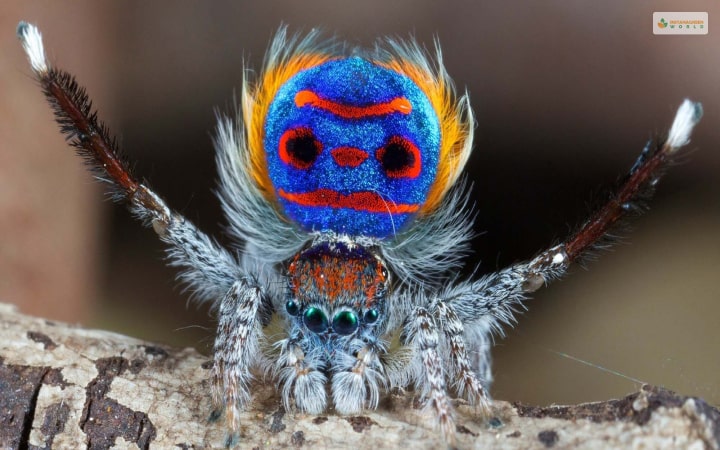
[0,302,718,449]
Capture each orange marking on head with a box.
[366,261,387,308]
[294,90,412,119]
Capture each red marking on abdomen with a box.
[279,188,419,214]
[295,90,412,119]
[331,147,369,167]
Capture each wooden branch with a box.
[0,302,718,449]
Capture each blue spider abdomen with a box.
[264,57,442,238]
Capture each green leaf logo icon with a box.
[658,18,668,28]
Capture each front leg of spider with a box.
[19,19,702,448]
[331,334,387,414]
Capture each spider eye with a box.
[303,307,328,333]
[332,310,359,335]
[279,127,322,169]
[285,300,300,316]
[376,136,421,178]
[363,309,379,324]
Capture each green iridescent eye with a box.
[363,309,379,324]
[332,310,359,335]
[303,307,328,333]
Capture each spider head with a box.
[285,239,387,338]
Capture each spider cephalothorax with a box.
[286,239,388,332]
[18,21,702,446]
[276,238,391,415]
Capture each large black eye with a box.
[376,136,421,178]
[279,127,322,169]
[332,310,359,335]
[285,300,300,316]
[363,309,379,324]
[303,307,328,333]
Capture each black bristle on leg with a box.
[564,136,675,264]
[39,67,136,201]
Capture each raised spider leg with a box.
[444,244,568,335]
[449,99,704,330]
[17,22,242,303]
[275,334,328,414]
[331,337,386,414]
[212,278,266,431]
[430,97,704,431]
[562,100,703,265]
[401,307,456,445]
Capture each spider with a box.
[17,21,701,446]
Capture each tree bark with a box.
[0,302,718,449]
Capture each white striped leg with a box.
[402,307,456,444]
[445,245,569,329]
[434,301,491,415]
[464,325,494,392]
[157,210,242,305]
[211,278,264,431]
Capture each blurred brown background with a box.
[2,1,718,408]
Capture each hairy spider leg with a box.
[17,22,244,304]
[564,100,703,262]
[401,307,456,444]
